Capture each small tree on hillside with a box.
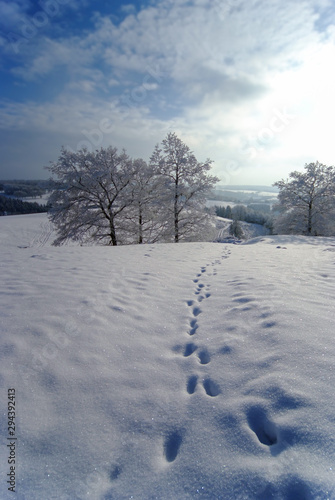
[229,219,244,239]
[273,162,335,236]
[47,146,134,246]
[150,132,219,242]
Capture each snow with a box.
[1,214,335,499]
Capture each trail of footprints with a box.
[184,265,217,396]
[161,248,287,463]
[181,255,230,396]
[163,253,230,462]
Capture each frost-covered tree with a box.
[229,219,244,239]
[124,159,169,244]
[273,162,335,236]
[225,205,233,220]
[215,206,226,218]
[47,147,134,246]
[232,204,247,221]
[150,132,219,242]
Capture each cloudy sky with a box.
[0,0,335,184]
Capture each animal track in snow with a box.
[203,378,220,397]
[109,464,122,481]
[181,261,222,398]
[189,319,198,336]
[193,306,202,317]
[184,343,197,357]
[195,283,205,294]
[197,349,210,365]
[247,406,278,446]
[187,375,198,394]
[164,430,183,462]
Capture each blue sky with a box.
[1,0,335,184]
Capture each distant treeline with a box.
[0,195,49,216]
[215,204,273,229]
[0,179,58,199]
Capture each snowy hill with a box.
[1,214,335,499]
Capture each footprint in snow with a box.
[198,349,210,365]
[193,306,201,317]
[109,465,122,481]
[203,378,220,397]
[164,430,183,462]
[183,343,197,357]
[189,319,198,336]
[195,284,204,295]
[246,406,278,446]
[186,375,198,394]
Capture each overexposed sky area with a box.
[0,0,335,184]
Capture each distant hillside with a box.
[216,185,278,193]
[0,194,49,216]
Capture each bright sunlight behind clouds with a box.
[0,0,335,183]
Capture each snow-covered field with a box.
[1,214,335,499]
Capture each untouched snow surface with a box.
[1,214,335,499]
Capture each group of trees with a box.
[273,161,335,236]
[215,204,269,226]
[47,133,219,246]
[47,140,335,244]
[0,195,48,216]
[215,162,335,238]
[0,180,53,198]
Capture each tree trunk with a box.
[109,217,117,246]
[174,194,179,243]
[307,201,313,235]
[138,205,143,244]
[174,170,179,243]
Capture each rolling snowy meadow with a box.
[1,213,335,499]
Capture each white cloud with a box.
[2,0,335,182]
[0,0,31,29]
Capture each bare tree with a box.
[47,146,134,246]
[150,132,219,242]
[273,161,335,236]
